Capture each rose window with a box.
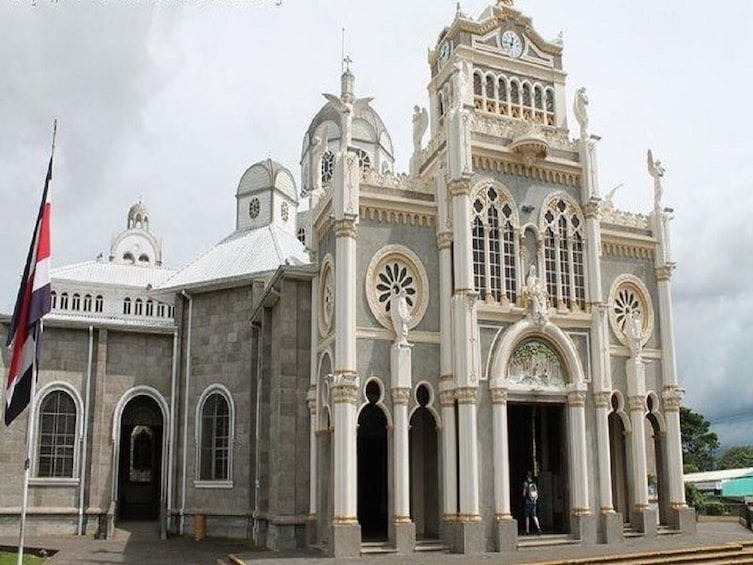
[249,197,260,219]
[608,275,654,347]
[614,287,641,333]
[376,261,416,313]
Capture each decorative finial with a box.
[496,0,514,6]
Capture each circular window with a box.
[281,201,289,222]
[365,245,429,331]
[249,197,260,219]
[608,274,654,348]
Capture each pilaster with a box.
[567,389,591,521]
[439,387,457,521]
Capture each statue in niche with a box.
[525,265,548,326]
[389,287,413,347]
[412,105,428,154]
[647,148,665,211]
[573,86,589,137]
[625,310,644,361]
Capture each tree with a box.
[680,406,719,473]
[716,446,753,470]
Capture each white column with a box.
[567,390,591,516]
[332,381,359,524]
[628,393,650,514]
[307,392,318,518]
[490,388,512,520]
[457,388,480,519]
[392,388,411,523]
[663,393,686,507]
[439,391,457,520]
[594,392,614,513]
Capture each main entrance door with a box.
[508,402,569,534]
[357,386,388,540]
[117,395,163,521]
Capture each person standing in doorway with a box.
[523,470,541,535]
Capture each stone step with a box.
[360,541,397,555]
[414,540,449,552]
[533,542,753,565]
[518,533,580,549]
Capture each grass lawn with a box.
[0,551,45,564]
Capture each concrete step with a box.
[533,542,753,565]
[518,533,580,550]
[360,541,397,555]
[414,539,449,552]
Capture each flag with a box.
[4,157,53,426]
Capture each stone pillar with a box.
[454,387,483,552]
[568,390,596,543]
[330,378,360,556]
[391,386,415,552]
[490,387,516,551]
[439,389,457,522]
[626,365,656,536]
[594,391,623,543]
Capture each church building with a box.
[1,0,695,556]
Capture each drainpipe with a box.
[251,319,263,546]
[179,290,193,535]
[78,325,94,535]
[167,329,179,533]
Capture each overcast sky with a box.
[2,0,751,449]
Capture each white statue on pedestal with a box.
[625,310,644,361]
[389,288,413,347]
[452,58,470,112]
[525,265,548,326]
[573,87,589,138]
[647,149,665,211]
[412,105,428,154]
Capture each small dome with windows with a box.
[300,69,394,196]
[237,158,297,203]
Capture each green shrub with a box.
[704,500,724,516]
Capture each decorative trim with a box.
[670,501,688,510]
[332,516,359,525]
[567,391,586,407]
[448,177,472,197]
[318,254,335,337]
[583,200,600,220]
[490,388,508,405]
[655,265,675,282]
[594,392,611,408]
[393,515,412,524]
[436,232,453,250]
[455,387,478,405]
[571,508,591,517]
[333,218,357,239]
[602,241,655,260]
[364,245,430,332]
[456,513,482,522]
[494,513,514,521]
[356,326,440,344]
[439,390,456,407]
[472,154,580,187]
[628,395,646,413]
[360,206,434,228]
[662,396,681,412]
[332,383,359,405]
[391,388,410,406]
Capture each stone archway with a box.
[409,384,439,540]
[357,387,389,541]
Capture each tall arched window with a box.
[145,299,154,317]
[134,298,143,316]
[37,390,77,478]
[470,185,519,304]
[60,292,69,310]
[95,295,104,313]
[83,294,92,312]
[542,196,586,310]
[51,290,57,310]
[198,389,233,482]
[123,297,132,315]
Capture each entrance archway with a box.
[508,402,568,534]
[357,381,388,541]
[117,395,163,520]
[409,384,439,539]
[646,394,668,526]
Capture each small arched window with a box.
[83,294,92,312]
[72,293,81,311]
[138,254,150,264]
[354,148,371,173]
[95,295,104,313]
[321,151,335,185]
[60,292,69,310]
[145,299,154,317]
[134,298,143,316]
[51,291,57,310]
[123,297,132,315]
[37,390,77,478]
[123,252,135,264]
[297,227,306,244]
[157,303,165,317]
[198,391,233,482]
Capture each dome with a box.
[237,158,298,203]
[127,201,150,230]
[300,70,395,195]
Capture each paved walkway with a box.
[0,520,751,564]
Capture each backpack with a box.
[526,480,538,501]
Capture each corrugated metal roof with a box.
[46,310,175,329]
[156,224,309,292]
[52,261,177,288]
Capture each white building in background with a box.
[1,0,695,556]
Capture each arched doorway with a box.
[357,381,388,541]
[409,384,439,540]
[608,394,631,524]
[646,395,667,526]
[117,395,163,521]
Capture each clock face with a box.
[439,41,451,65]
[501,30,523,58]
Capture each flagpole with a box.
[17,121,57,565]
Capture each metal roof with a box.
[155,224,309,293]
[52,260,177,289]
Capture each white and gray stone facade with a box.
[0,0,693,556]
